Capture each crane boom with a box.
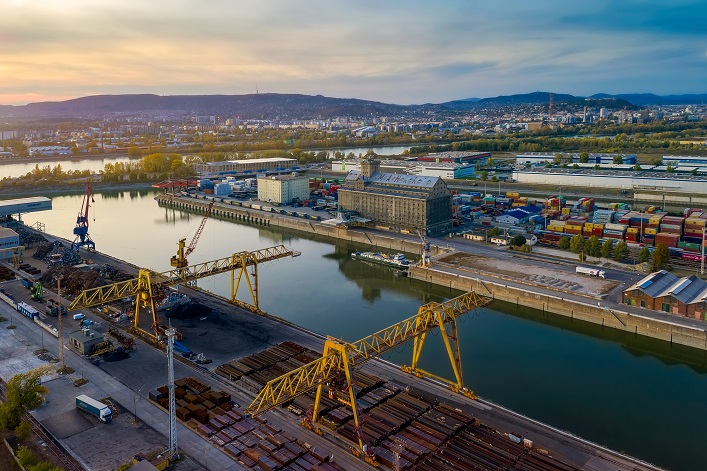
[171,201,214,268]
[68,245,300,341]
[185,201,214,257]
[70,245,300,311]
[246,290,491,416]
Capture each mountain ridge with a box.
[0,91,704,120]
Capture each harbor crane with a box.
[72,181,96,252]
[245,290,491,463]
[69,245,300,342]
[171,201,214,269]
[416,229,430,267]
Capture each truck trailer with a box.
[75,395,112,423]
[576,266,606,279]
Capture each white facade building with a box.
[257,174,310,205]
[0,228,19,260]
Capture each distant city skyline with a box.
[2,0,706,106]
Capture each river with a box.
[11,189,707,471]
[0,145,416,179]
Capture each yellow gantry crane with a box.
[245,290,491,463]
[68,245,300,341]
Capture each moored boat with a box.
[351,251,412,269]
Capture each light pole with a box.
[701,227,705,275]
[57,275,65,373]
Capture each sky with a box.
[1,0,706,106]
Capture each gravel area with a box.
[439,251,619,296]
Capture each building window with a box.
[640,300,645,308]
[661,303,670,313]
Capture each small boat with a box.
[351,251,412,269]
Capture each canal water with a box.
[14,189,707,471]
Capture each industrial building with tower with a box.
[338,159,453,235]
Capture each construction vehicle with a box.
[416,229,431,267]
[171,201,214,269]
[72,181,96,252]
[30,281,43,301]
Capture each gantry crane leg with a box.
[405,309,472,397]
[132,269,161,343]
[312,340,365,452]
[230,254,260,312]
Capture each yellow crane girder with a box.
[68,245,300,340]
[244,290,490,455]
[246,290,491,413]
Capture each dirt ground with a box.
[439,251,620,296]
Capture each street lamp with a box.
[701,227,705,275]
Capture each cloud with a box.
[0,1,706,105]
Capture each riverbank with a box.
[156,193,707,352]
[0,181,157,198]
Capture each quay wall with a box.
[408,266,707,351]
[157,194,707,351]
[156,194,444,257]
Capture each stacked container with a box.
[683,214,706,245]
[604,223,628,240]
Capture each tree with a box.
[487,227,501,238]
[638,246,651,264]
[650,243,670,271]
[633,163,642,171]
[0,366,50,430]
[511,235,526,247]
[601,239,614,259]
[569,234,585,254]
[480,171,488,181]
[613,155,624,164]
[585,235,601,257]
[579,152,589,163]
[613,241,629,261]
[558,236,570,250]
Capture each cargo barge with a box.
[351,251,412,269]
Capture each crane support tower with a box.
[72,181,96,252]
[69,245,301,342]
[171,201,214,269]
[245,290,491,459]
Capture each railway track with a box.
[0,379,85,471]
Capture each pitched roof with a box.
[626,270,707,304]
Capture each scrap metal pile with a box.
[15,226,48,248]
[40,264,133,296]
[34,241,82,266]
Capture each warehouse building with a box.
[0,197,52,226]
[194,157,298,177]
[0,228,19,260]
[257,174,310,205]
[338,159,453,235]
[414,151,490,164]
[623,271,707,320]
[512,168,707,192]
[331,159,475,179]
[663,155,707,168]
[516,152,637,165]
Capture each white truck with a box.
[76,395,112,423]
[576,266,606,279]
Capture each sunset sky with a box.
[1,0,706,105]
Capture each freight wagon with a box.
[682,252,705,262]
[16,302,39,320]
